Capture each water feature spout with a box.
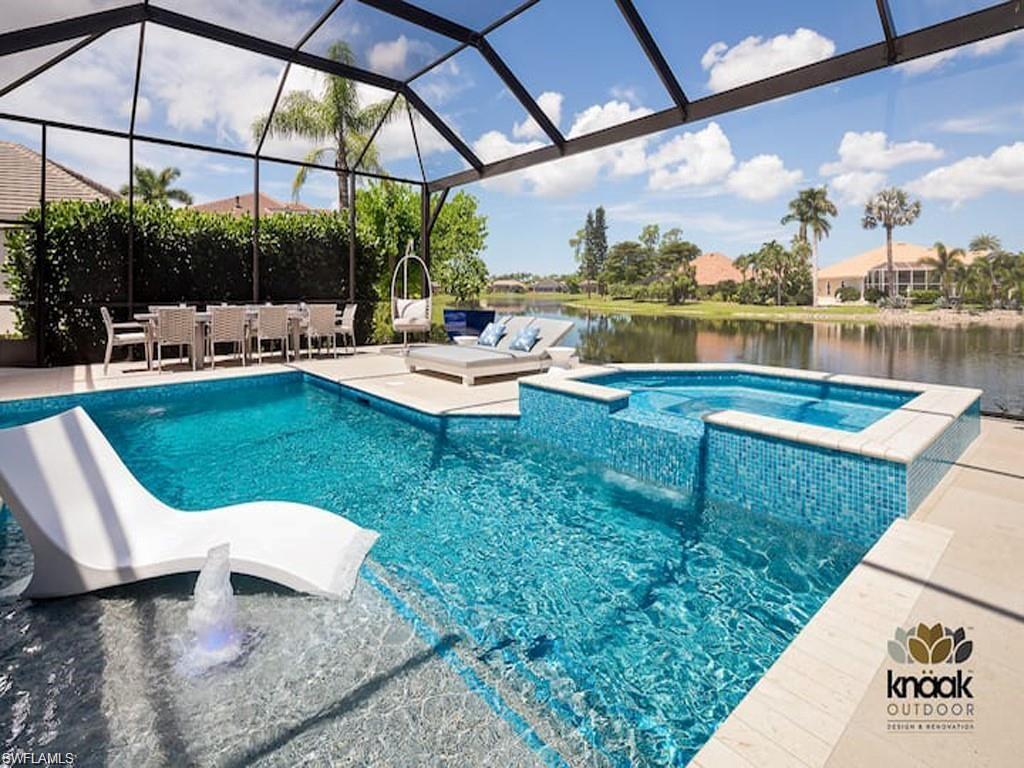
[179,543,243,675]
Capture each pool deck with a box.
[0,351,1022,766]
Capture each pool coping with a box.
[519,363,982,464]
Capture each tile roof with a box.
[0,141,119,221]
[819,242,982,279]
[191,193,313,216]
[689,251,743,286]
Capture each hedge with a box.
[2,200,383,364]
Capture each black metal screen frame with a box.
[1,0,1022,366]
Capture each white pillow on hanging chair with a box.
[396,299,428,320]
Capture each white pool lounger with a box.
[0,407,379,600]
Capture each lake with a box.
[483,299,1024,417]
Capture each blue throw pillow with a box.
[509,326,540,352]
[477,321,506,347]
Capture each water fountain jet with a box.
[178,543,244,675]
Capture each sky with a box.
[1,0,1022,276]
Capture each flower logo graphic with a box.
[887,622,973,665]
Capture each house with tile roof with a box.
[690,252,743,287]
[1,141,120,334]
[816,242,982,304]
[191,193,313,216]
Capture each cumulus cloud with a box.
[820,130,943,204]
[829,170,887,206]
[513,91,563,140]
[725,154,802,200]
[647,122,735,190]
[900,29,1024,75]
[477,99,652,197]
[907,142,1024,204]
[701,28,835,93]
[367,35,436,77]
[820,131,943,175]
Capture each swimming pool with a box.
[588,370,916,432]
[0,372,867,766]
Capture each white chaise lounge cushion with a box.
[0,407,379,600]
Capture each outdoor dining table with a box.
[133,306,310,369]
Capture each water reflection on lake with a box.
[483,299,1024,415]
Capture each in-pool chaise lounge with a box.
[0,407,379,600]
[404,316,575,386]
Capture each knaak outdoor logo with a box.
[884,622,975,733]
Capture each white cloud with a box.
[647,122,735,190]
[829,170,887,206]
[476,100,652,197]
[936,104,1024,134]
[609,85,640,104]
[701,28,835,93]
[819,130,943,204]
[820,131,943,175]
[900,29,1024,76]
[512,91,563,140]
[906,142,1024,204]
[725,154,802,200]
[367,35,436,77]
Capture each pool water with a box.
[593,371,916,432]
[0,374,867,765]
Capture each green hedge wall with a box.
[2,200,383,364]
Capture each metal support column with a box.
[348,174,356,302]
[34,125,47,366]
[253,159,260,302]
[420,184,430,295]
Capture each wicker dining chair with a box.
[155,306,197,372]
[254,305,289,364]
[99,306,150,374]
[335,303,358,356]
[303,304,338,358]
[207,305,247,368]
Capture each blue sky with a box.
[1,0,1022,274]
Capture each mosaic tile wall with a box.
[519,384,705,492]
[517,382,981,545]
[907,399,981,513]
[703,425,906,545]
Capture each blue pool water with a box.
[0,373,868,765]
[591,371,916,432]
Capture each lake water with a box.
[484,300,1024,416]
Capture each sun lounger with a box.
[405,317,575,385]
[0,407,379,600]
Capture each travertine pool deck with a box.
[1,351,1021,767]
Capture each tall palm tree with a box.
[252,42,400,209]
[922,241,964,299]
[781,186,838,306]
[862,187,922,299]
[119,165,193,205]
[970,233,1005,303]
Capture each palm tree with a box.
[970,234,1005,304]
[781,186,838,306]
[862,187,922,299]
[922,241,964,299]
[252,42,400,209]
[119,165,193,205]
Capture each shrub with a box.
[877,295,909,309]
[835,286,861,303]
[863,286,885,303]
[2,200,381,364]
[909,288,941,306]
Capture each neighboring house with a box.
[533,278,567,293]
[0,141,119,334]
[689,252,743,287]
[191,192,313,216]
[578,279,599,294]
[816,242,981,304]
[489,278,528,293]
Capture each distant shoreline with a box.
[477,293,1024,327]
